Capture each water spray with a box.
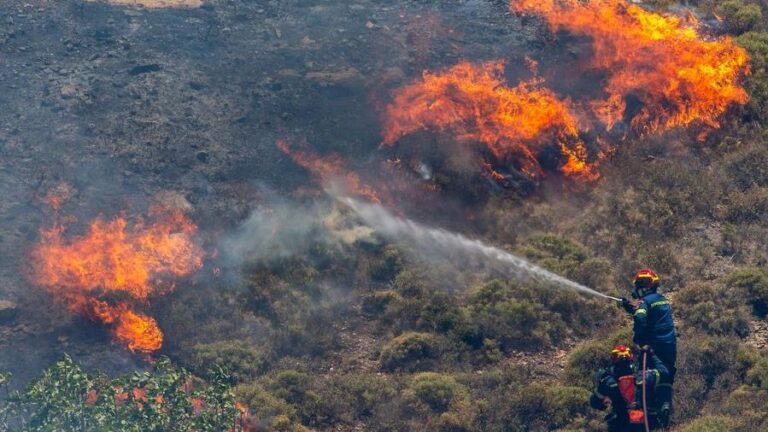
[337,195,622,303]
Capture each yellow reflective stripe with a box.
[634,309,647,315]
[594,390,605,399]
[653,370,660,390]
[656,383,673,388]
[651,300,669,307]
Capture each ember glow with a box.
[31,207,204,353]
[381,61,597,180]
[513,0,750,134]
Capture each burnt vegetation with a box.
[4,0,768,431]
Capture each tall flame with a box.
[31,207,203,353]
[513,0,750,134]
[380,61,597,180]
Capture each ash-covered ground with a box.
[0,0,537,386]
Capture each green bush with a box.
[0,355,243,432]
[268,370,330,426]
[718,385,768,430]
[234,382,297,426]
[190,340,268,383]
[380,332,441,372]
[319,374,398,420]
[400,373,475,431]
[467,280,566,350]
[726,267,768,316]
[675,282,750,336]
[361,290,401,317]
[369,245,404,282]
[719,0,763,34]
[408,373,463,413]
[746,358,768,390]
[563,329,633,388]
[725,140,768,191]
[737,32,768,120]
[544,386,591,427]
[681,336,741,386]
[520,234,590,275]
[726,187,768,223]
[679,415,740,432]
[499,383,589,431]
[380,270,464,334]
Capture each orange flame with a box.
[381,61,597,180]
[513,0,750,134]
[31,207,203,353]
[278,139,384,202]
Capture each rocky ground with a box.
[0,0,538,386]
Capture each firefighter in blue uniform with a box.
[621,269,676,426]
[590,345,669,431]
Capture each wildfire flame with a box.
[278,139,384,203]
[512,0,750,134]
[31,206,203,353]
[381,61,598,181]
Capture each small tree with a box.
[0,355,244,432]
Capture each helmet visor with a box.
[635,278,653,290]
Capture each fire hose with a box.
[642,350,650,432]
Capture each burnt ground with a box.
[0,0,538,386]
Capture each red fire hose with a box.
[642,350,650,432]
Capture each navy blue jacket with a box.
[633,292,676,346]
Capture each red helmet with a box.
[611,344,634,364]
[634,269,660,291]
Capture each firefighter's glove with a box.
[640,345,654,355]
[620,297,635,314]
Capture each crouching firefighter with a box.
[620,269,676,424]
[590,345,670,431]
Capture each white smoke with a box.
[218,201,325,267]
[338,195,618,300]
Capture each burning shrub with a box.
[381,61,597,182]
[379,332,442,372]
[30,207,203,353]
[513,0,750,134]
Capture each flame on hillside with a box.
[278,139,385,203]
[512,0,750,134]
[381,61,598,181]
[31,206,203,353]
